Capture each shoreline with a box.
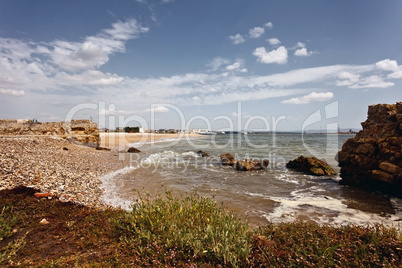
[0,136,131,208]
[0,133,199,209]
[99,132,202,150]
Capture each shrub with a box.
[251,221,402,267]
[114,191,251,267]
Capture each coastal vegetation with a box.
[1,186,401,267]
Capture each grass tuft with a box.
[114,190,251,267]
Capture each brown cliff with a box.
[0,119,99,147]
[338,102,402,197]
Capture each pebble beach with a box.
[0,135,131,208]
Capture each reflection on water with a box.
[102,134,402,228]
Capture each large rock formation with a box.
[338,102,402,197]
[0,119,99,147]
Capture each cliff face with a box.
[338,102,402,197]
[0,119,99,147]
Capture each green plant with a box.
[114,190,251,267]
[251,221,402,267]
[0,206,25,266]
[0,206,17,242]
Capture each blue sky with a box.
[0,0,401,131]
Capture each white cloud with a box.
[229,34,245,44]
[50,19,148,72]
[387,70,402,79]
[0,88,25,96]
[206,57,231,71]
[226,62,241,71]
[253,46,288,64]
[249,27,265,39]
[349,75,394,89]
[267,38,281,45]
[294,47,314,56]
[336,71,360,86]
[376,59,398,71]
[265,22,274,29]
[225,60,247,72]
[281,92,334,104]
[147,105,169,113]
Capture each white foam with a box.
[99,166,137,210]
[274,173,299,184]
[267,190,402,228]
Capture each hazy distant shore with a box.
[99,132,202,149]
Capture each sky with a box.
[0,0,401,132]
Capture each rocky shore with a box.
[0,136,131,208]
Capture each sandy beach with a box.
[99,132,201,149]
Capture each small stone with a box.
[39,218,49,225]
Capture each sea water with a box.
[101,134,402,227]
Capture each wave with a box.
[99,166,137,210]
[266,190,401,227]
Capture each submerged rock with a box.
[286,156,336,176]
[235,158,269,171]
[196,150,210,157]
[220,153,236,166]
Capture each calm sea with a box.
[101,134,402,227]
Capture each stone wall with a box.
[0,119,99,147]
[338,102,402,197]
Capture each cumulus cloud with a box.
[281,92,334,104]
[376,59,398,71]
[253,46,288,64]
[336,71,360,86]
[50,19,148,72]
[206,57,231,71]
[292,42,315,56]
[229,34,245,44]
[0,88,25,96]
[336,69,394,89]
[225,61,247,72]
[294,47,313,56]
[249,27,265,39]
[265,22,273,29]
[267,38,281,45]
[226,62,240,71]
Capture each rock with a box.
[127,147,141,153]
[196,150,210,157]
[39,218,49,225]
[220,153,236,166]
[338,102,402,197]
[96,146,111,151]
[0,119,100,147]
[235,158,269,171]
[379,161,399,175]
[286,156,336,176]
[63,147,69,151]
